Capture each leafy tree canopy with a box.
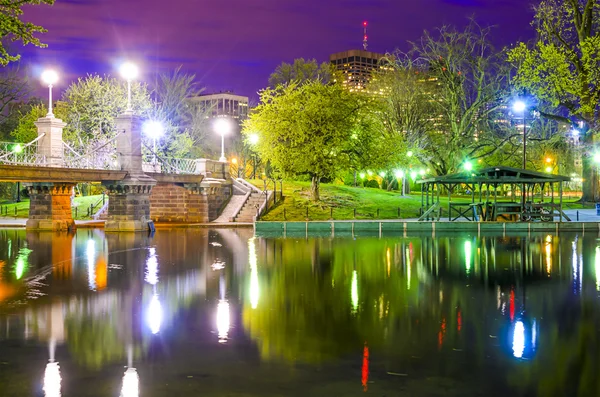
[268,58,333,87]
[244,80,402,200]
[0,0,55,66]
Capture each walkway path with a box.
[0,218,104,228]
[563,209,600,222]
[212,195,247,223]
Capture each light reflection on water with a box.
[0,229,599,396]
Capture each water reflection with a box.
[43,361,61,397]
[1,230,600,395]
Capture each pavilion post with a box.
[425,183,429,220]
[448,183,452,221]
[559,182,563,222]
[494,183,498,221]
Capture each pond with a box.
[0,228,598,396]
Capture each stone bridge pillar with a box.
[25,183,76,231]
[103,112,156,232]
[34,116,66,166]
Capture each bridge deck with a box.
[0,165,129,182]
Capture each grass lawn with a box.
[247,179,588,221]
[0,194,106,220]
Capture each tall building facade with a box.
[329,49,385,92]
[189,92,249,121]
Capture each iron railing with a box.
[0,137,46,166]
[62,141,119,170]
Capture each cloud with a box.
[19,0,534,99]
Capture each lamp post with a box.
[41,70,58,117]
[142,120,163,166]
[513,100,528,169]
[214,118,232,162]
[119,62,138,112]
[248,133,259,179]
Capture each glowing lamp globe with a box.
[594,152,600,164]
[142,120,164,140]
[120,62,139,81]
[214,118,232,136]
[464,161,473,172]
[395,170,404,178]
[513,100,527,113]
[248,133,259,145]
[41,70,58,86]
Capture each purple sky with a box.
[21,0,536,101]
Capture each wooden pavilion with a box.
[417,166,572,222]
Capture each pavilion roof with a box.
[418,166,571,184]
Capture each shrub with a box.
[365,179,380,189]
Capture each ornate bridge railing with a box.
[142,157,198,174]
[62,139,119,170]
[0,137,46,166]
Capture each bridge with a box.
[0,112,234,232]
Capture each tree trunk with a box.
[310,175,320,201]
[581,123,597,202]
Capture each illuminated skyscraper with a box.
[329,49,385,92]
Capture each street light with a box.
[119,62,138,112]
[512,100,528,169]
[463,160,473,172]
[214,118,232,162]
[142,120,163,165]
[41,70,58,117]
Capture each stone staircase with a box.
[234,191,265,222]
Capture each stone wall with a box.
[150,181,232,223]
[206,183,233,221]
[25,183,75,231]
[150,183,208,223]
[104,184,153,232]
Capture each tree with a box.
[507,0,600,201]
[0,1,55,66]
[150,67,211,158]
[60,74,151,152]
[410,22,517,175]
[10,102,46,142]
[0,66,31,129]
[375,23,520,176]
[243,80,399,201]
[268,58,333,87]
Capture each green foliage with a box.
[10,103,46,142]
[244,80,401,201]
[268,58,333,87]
[0,1,54,66]
[149,66,210,158]
[507,0,600,200]
[60,74,152,151]
[507,0,600,123]
[0,68,33,139]
[365,179,380,189]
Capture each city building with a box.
[189,92,249,121]
[329,49,385,92]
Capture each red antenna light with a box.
[363,21,368,27]
[362,21,368,50]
